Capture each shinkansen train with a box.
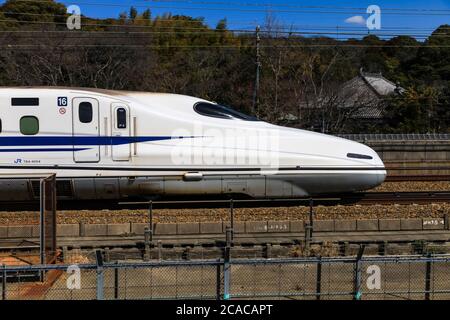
[0,87,386,201]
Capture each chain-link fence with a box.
[0,174,57,267]
[2,254,450,300]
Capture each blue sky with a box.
[1,0,449,36]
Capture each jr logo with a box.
[14,159,22,164]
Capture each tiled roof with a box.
[361,72,403,96]
[338,70,404,119]
[351,105,384,119]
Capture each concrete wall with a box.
[368,141,450,162]
[1,216,447,239]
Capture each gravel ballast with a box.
[0,203,448,225]
[0,181,448,225]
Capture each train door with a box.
[111,103,131,161]
[72,97,100,163]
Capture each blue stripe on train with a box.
[0,136,197,146]
[0,148,89,152]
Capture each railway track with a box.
[383,166,450,182]
[386,166,450,171]
[0,191,449,211]
[385,175,450,182]
[124,191,450,206]
[342,191,450,205]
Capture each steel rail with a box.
[385,175,450,182]
[0,191,449,210]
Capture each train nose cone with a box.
[370,147,387,183]
[346,140,386,191]
[370,168,387,189]
[361,147,386,190]
[378,165,387,183]
[352,167,386,193]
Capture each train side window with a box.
[194,102,259,121]
[11,98,39,106]
[79,102,93,123]
[20,116,39,135]
[116,108,127,129]
[0,119,2,133]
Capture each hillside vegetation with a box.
[0,0,449,133]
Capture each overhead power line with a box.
[2,11,450,32]
[1,44,449,49]
[0,18,224,30]
[0,10,258,26]
[7,0,450,16]
[1,10,449,32]
[0,29,448,40]
[147,0,450,12]
[0,17,448,38]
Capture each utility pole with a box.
[252,25,261,116]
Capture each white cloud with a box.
[345,15,366,25]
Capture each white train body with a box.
[0,87,386,201]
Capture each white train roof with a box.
[0,86,209,115]
[0,86,202,102]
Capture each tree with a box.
[215,18,227,31]
[384,87,440,133]
[1,0,66,24]
[360,35,388,74]
[129,6,137,22]
[142,9,151,21]
[382,36,419,85]
[410,25,450,85]
[0,1,448,133]
[119,11,127,23]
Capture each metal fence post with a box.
[316,257,322,300]
[353,245,365,300]
[230,199,234,241]
[216,259,221,300]
[425,253,432,300]
[353,260,362,300]
[223,227,232,300]
[144,227,151,261]
[95,250,104,300]
[114,261,119,300]
[2,264,6,300]
[39,178,45,282]
[148,200,153,241]
[305,199,314,251]
[157,240,162,260]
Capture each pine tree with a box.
[129,6,137,21]
[143,9,151,21]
